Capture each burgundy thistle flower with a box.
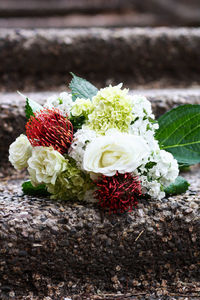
[94,172,142,214]
[26,108,73,154]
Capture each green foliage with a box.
[69,72,98,101]
[25,98,34,120]
[156,104,200,165]
[22,181,50,197]
[18,91,43,120]
[164,176,190,196]
[25,98,43,120]
[70,115,86,131]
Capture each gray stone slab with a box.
[1,28,200,91]
[0,165,199,298]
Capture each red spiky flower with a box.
[26,108,73,154]
[94,172,142,214]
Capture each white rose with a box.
[27,146,67,186]
[9,134,32,170]
[83,132,150,176]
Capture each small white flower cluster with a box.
[129,95,159,151]
[9,85,179,201]
[68,129,97,169]
[137,150,179,200]
[44,92,73,116]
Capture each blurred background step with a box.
[1,28,200,92]
[0,0,200,27]
[1,88,200,164]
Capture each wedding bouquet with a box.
[9,74,200,213]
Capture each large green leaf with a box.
[156,104,200,165]
[165,176,189,196]
[69,73,98,101]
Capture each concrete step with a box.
[0,165,199,298]
[1,88,200,163]
[1,28,200,91]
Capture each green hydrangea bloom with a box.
[47,156,93,201]
[86,85,134,134]
[71,98,93,118]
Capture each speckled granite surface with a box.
[0,165,199,299]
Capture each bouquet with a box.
[9,74,200,213]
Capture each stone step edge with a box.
[0,164,199,297]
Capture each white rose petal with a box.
[83,131,150,176]
[9,134,32,170]
[27,146,67,186]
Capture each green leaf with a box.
[165,176,190,196]
[70,115,86,131]
[22,181,50,197]
[156,104,200,165]
[69,73,98,101]
[18,91,43,120]
[25,98,34,119]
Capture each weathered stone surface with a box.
[0,165,199,298]
[1,28,200,91]
[1,88,200,163]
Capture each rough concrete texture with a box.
[1,88,200,163]
[1,28,200,90]
[0,165,199,299]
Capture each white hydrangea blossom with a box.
[129,95,159,151]
[131,95,153,117]
[148,150,179,187]
[68,129,97,169]
[44,92,73,116]
[135,149,179,200]
[140,176,165,200]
